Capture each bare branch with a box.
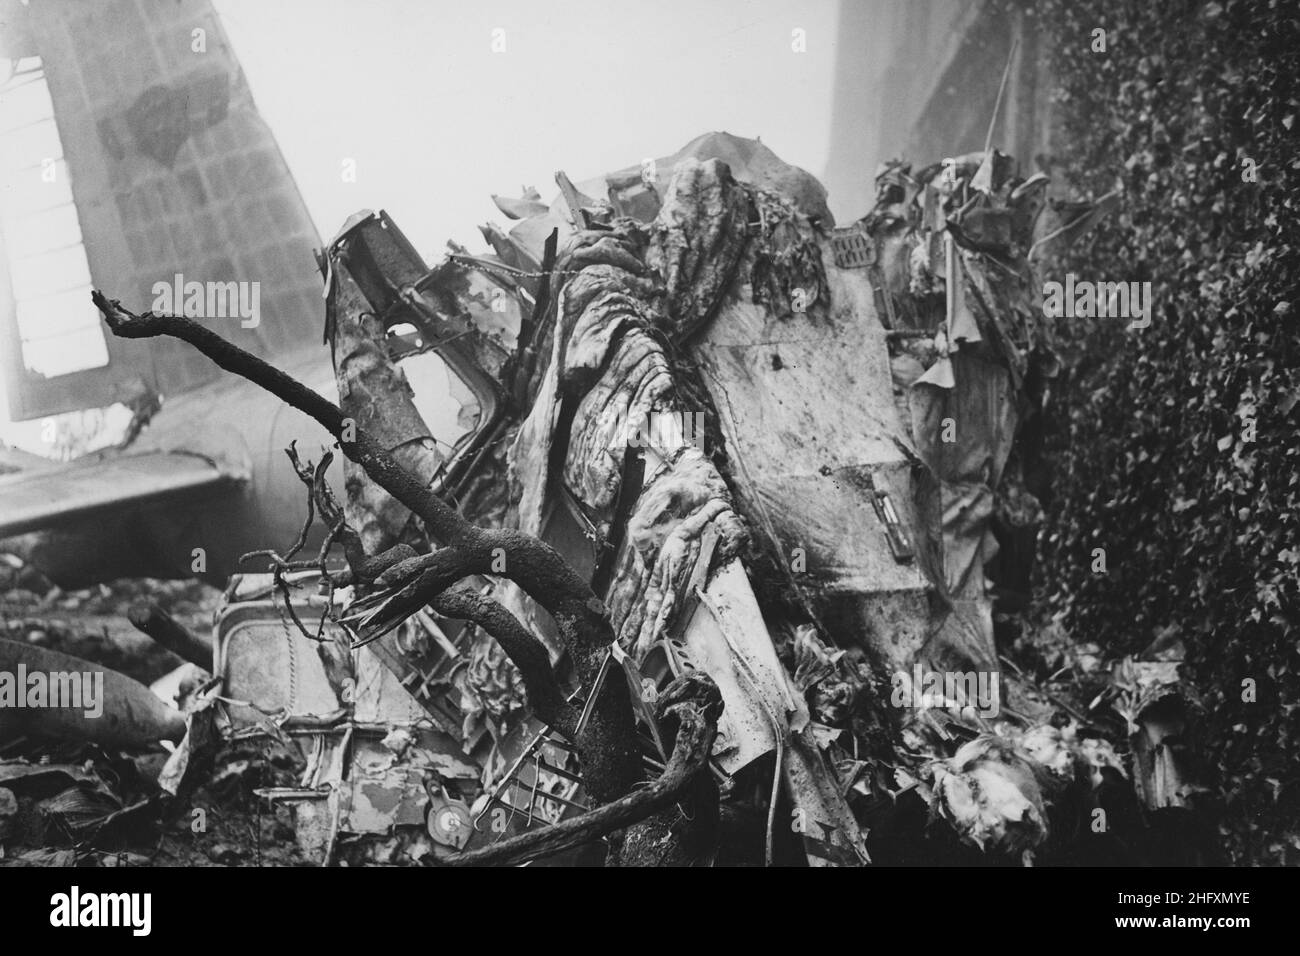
[127,601,212,668]
[432,585,579,740]
[93,292,643,800]
[93,294,609,643]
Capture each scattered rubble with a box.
[0,131,1213,866]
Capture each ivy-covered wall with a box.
[1026,0,1300,864]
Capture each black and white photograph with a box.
[0,0,1292,923]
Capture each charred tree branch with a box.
[126,601,212,668]
[431,585,579,740]
[93,295,610,644]
[93,292,642,799]
[283,447,577,739]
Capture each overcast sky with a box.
[213,0,843,259]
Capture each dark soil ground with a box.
[0,566,312,867]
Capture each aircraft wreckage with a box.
[4,132,1193,866]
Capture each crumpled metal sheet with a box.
[859,153,1063,673]
[649,158,754,334]
[503,206,748,660]
[610,452,746,657]
[682,163,933,685]
[591,131,834,228]
[496,145,871,864]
